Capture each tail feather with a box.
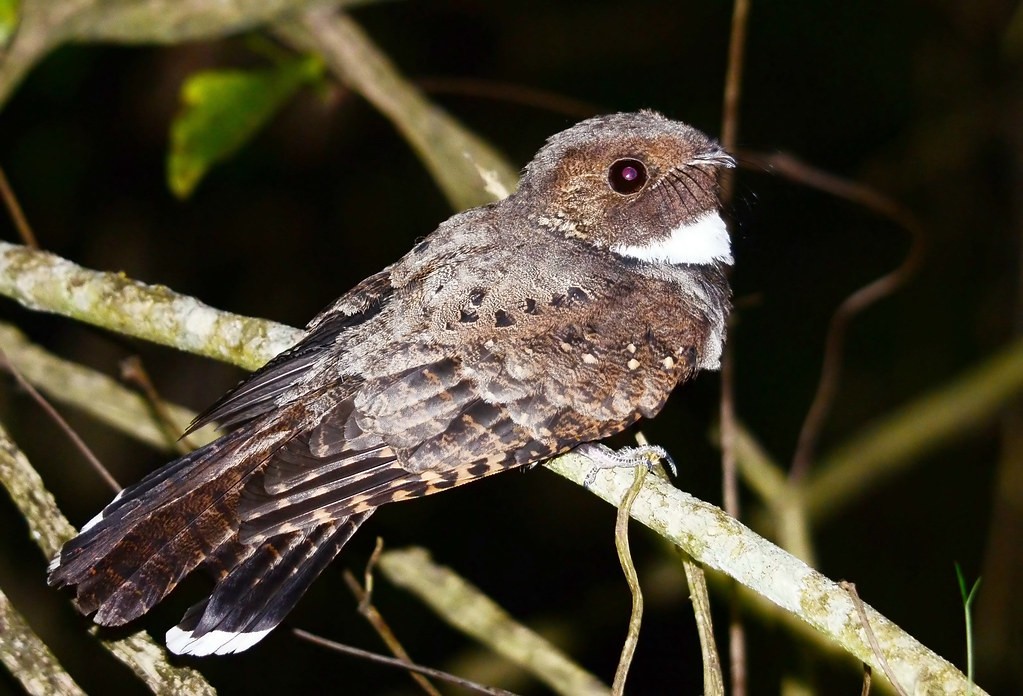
[166,511,373,656]
[47,421,292,626]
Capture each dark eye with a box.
[608,158,648,195]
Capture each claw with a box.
[575,442,677,485]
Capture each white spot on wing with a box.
[166,625,273,656]
[612,211,733,266]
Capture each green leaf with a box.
[0,0,19,48]
[168,55,324,199]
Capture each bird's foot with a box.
[575,443,676,487]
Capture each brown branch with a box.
[0,165,38,248]
[680,555,725,696]
[720,1,752,692]
[610,464,647,695]
[842,582,909,696]
[342,539,442,696]
[119,355,194,454]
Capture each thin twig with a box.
[0,346,120,493]
[291,628,519,696]
[611,463,647,695]
[841,581,908,696]
[720,1,752,692]
[861,665,873,696]
[378,547,611,696]
[0,165,38,248]
[119,356,194,454]
[680,554,725,696]
[738,151,925,482]
[360,536,385,611]
[721,0,751,196]
[341,539,442,696]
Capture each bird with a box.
[48,110,734,656]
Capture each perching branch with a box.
[545,455,984,696]
[0,241,991,695]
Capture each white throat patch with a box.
[612,212,733,266]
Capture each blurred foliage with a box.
[168,53,324,198]
[0,0,1021,694]
[0,0,17,49]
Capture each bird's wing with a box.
[186,269,394,434]
[236,254,708,542]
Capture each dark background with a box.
[1,1,1020,693]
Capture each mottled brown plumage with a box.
[48,110,734,655]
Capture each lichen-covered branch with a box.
[544,455,986,696]
[0,586,86,696]
[0,421,216,695]
[0,241,301,371]
[378,548,611,696]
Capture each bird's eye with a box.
[607,158,649,195]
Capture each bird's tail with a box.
[48,417,370,654]
[165,509,372,656]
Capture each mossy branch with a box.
[0,240,300,370]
